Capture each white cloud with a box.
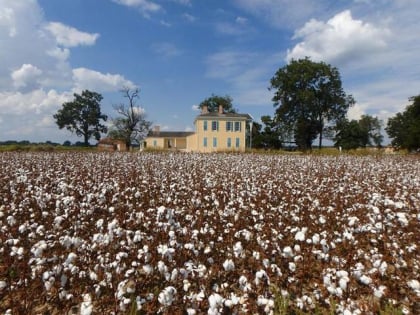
[232,0,328,29]
[11,64,42,89]
[72,68,135,92]
[0,89,72,115]
[112,0,161,17]
[0,1,136,143]
[182,13,196,22]
[152,42,183,58]
[171,0,192,6]
[0,6,17,37]
[286,10,390,65]
[45,22,99,47]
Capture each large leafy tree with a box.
[108,88,152,151]
[199,94,236,113]
[334,115,383,150]
[269,58,354,150]
[386,95,420,151]
[54,90,108,146]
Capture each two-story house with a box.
[145,105,253,152]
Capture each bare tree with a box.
[108,87,152,151]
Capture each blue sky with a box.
[1,0,419,144]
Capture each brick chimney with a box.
[218,104,224,114]
[153,125,160,134]
[201,105,209,114]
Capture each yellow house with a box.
[145,105,253,152]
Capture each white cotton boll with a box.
[171,268,178,281]
[65,252,77,265]
[374,285,387,298]
[319,216,326,224]
[0,281,7,290]
[407,279,420,292]
[289,262,296,272]
[295,230,305,242]
[359,275,372,285]
[89,270,98,281]
[183,280,191,292]
[294,244,301,253]
[96,219,104,228]
[233,241,243,258]
[208,293,223,309]
[396,212,408,226]
[283,246,293,258]
[80,293,93,315]
[158,286,177,306]
[323,274,332,287]
[338,277,349,291]
[312,233,320,244]
[223,259,235,271]
[186,308,196,315]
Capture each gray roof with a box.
[147,131,195,138]
[196,112,253,120]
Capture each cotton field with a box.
[0,152,419,314]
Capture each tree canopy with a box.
[334,115,383,150]
[108,88,152,150]
[53,90,108,146]
[252,116,283,149]
[386,95,420,151]
[269,58,354,150]
[199,94,236,113]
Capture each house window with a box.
[153,140,157,147]
[203,120,208,131]
[213,137,217,148]
[226,121,232,131]
[227,138,231,148]
[203,137,207,147]
[234,121,241,132]
[212,121,219,131]
[235,137,240,148]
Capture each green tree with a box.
[334,115,383,150]
[199,94,236,113]
[252,115,283,149]
[358,115,383,147]
[269,58,354,150]
[54,90,108,146]
[386,95,420,150]
[108,88,152,151]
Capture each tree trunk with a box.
[84,133,89,146]
[318,129,323,149]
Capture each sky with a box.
[0,0,419,144]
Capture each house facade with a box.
[145,105,253,152]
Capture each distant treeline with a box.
[0,140,95,147]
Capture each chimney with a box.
[201,105,209,114]
[153,125,160,134]
[218,104,224,114]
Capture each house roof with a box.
[147,131,195,138]
[195,112,253,120]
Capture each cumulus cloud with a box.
[11,64,43,89]
[72,68,136,92]
[0,89,72,115]
[0,0,136,142]
[286,10,390,65]
[45,22,99,47]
